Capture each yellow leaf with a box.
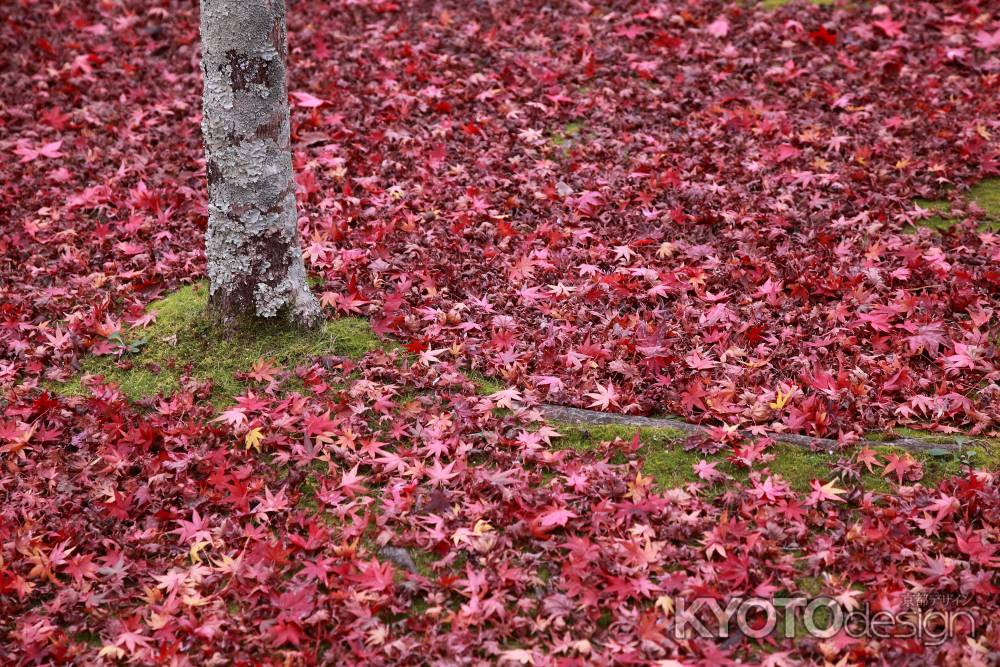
[817,479,847,502]
[189,540,210,564]
[655,595,674,617]
[140,585,162,605]
[98,645,126,659]
[656,242,676,258]
[812,157,831,171]
[473,519,493,536]
[244,427,264,451]
[769,387,791,410]
[147,611,171,630]
[627,471,654,501]
[182,591,212,607]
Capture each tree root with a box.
[540,404,972,454]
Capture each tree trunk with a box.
[199,0,320,328]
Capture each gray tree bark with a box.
[199,0,321,328]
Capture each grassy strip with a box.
[910,178,1000,233]
[552,423,998,494]
[759,0,834,9]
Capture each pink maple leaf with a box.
[693,459,724,483]
[873,17,904,38]
[575,190,604,216]
[974,28,1000,51]
[707,16,729,39]
[538,507,577,529]
[585,382,618,411]
[290,91,326,107]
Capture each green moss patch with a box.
[550,121,584,148]
[760,0,834,9]
[554,423,699,488]
[970,179,1000,218]
[908,178,1000,233]
[465,370,505,396]
[553,423,999,494]
[52,282,382,402]
[911,198,954,232]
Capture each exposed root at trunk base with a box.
[207,287,322,334]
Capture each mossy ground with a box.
[911,178,1000,233]
[53,277,998,495]
[553,423,999,495]
[52,282,381,403]
[465,370,505,396]
[549,121,584,148]
[759,0,834,9]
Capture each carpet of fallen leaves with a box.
[3,353,1000,664]
[2,0,1000,664]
